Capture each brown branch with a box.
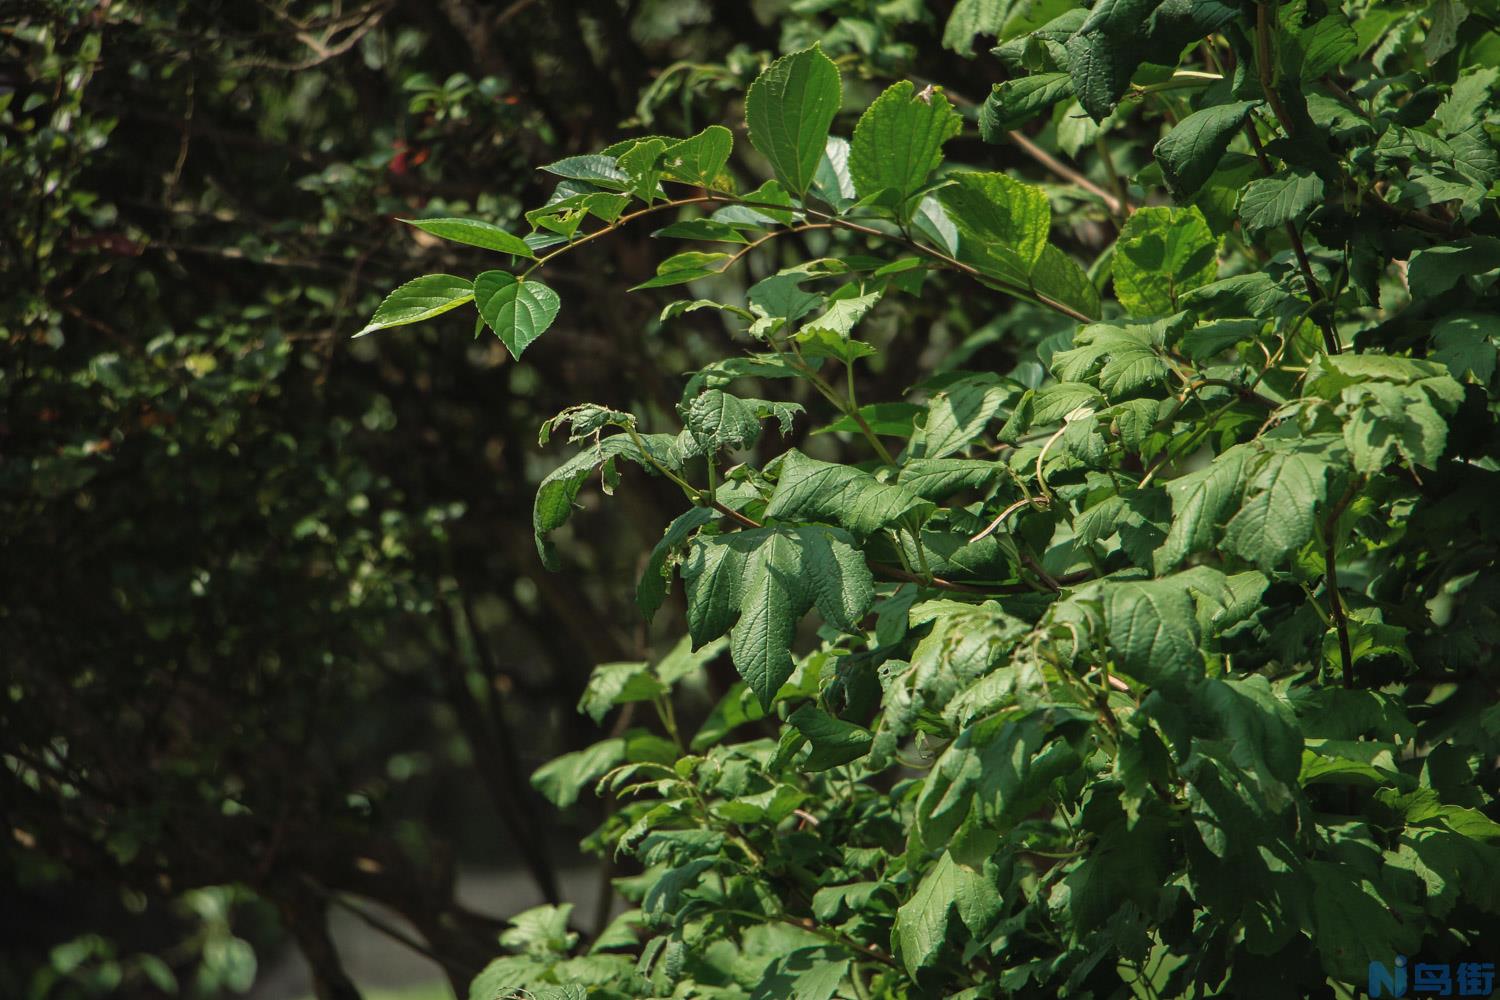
[1009,129,1127,216]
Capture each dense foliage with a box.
[3,2,799,997]
[361,1,1500,997]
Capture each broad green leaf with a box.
[812,135,857,209]
[849,81,962,213]
[893,852,1000,977]
[1337,377,1463,474]
[745,46,842,197]
[401,217,535,257]
[1182,272,1298,320]
[1030,243,1102,320]
[1431,313,1497,384]
[898,459,1002,501]
[1307,862,1422,984]
[917,710,1088,850]
[1282,11,1358,79]
[531,738,625,808]
[1064,0,1162,122]
[681,525,874,707]
[937,171,1051,282]
[355,274,473,337]
[980,73,1072,137]
[1238,169,1325,232]
[632,251,731,290]
[638,507,715,621]
[652,218,751,244]
[943,0,1015,56]
[1406,236,1500,298]
[800,283,883,339]
[616,137,667,201]
[1030,381,1106,425]
[1113,206,1218,316]
[765,450,935,537]
[1154,100,1258,198]
[468,957,553,1000]
[1222,440,1337,570]
[1435,66,1500,136]
[912,375,1016,459]
[474,271,560,360]
[1155,443,1253,572]
[1193,675,1301,807]
[682,389,762,454]
[1098,573,1212,690]
[499,903,578,956]
[787,704,873,771]
[533,432,678,569]
[578,662,664,724]
[1064,0,1238,122]
[812,402,918,438]
[539,153,629,188]
[661,125,733,186]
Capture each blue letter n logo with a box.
[1370,956,1409,998]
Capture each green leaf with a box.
[894,852,1001,977]
[937,171,1051,283]
[401,217,535,257]
[578,662,664,725]
[355,274,473,337]
[533,432,678,570]
[474,271,560,360]
[913,375,1016,459]
[1097,573,1212,690]
[1406,236,1500,298]
[1337,376,1463,474]
[1238,169,1325,232]
[1030,244,1102,320]
[1222,439,1337,570]
[682,389,763,454]
[943,0,1016,56]
[980,73,1073,137]
[812,402,918,438]
[849,81,962,213]
[652,218,751,244]
[530,738,625,808]
[1064,0,1162,121]
[1436,66,1500,136]
[632,251,731,290]
[539,153,629,188]
[1154,100,1259,198]
[500,903,578,956]
[898,459,1002,501]
[1155,443,1253,572]
[745,46,843,197]
[1113,206,1218,316]
[617,137,668,201]
[787,704,873,771]
[1431,313,1497,384]
[661,125,734,186]
[765,450,935,538]
[1307,862,1422,984]
[917,710,1088,850]
[682,526,874,708]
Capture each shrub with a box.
[364,4,1500,996]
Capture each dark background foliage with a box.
[0,2,1002,997]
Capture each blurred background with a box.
[0,1,1089,997]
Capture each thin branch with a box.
[1322,483,1360,688]
[1011,129,1126,216]
[1241,123,1342,355]
[522,196,718,278]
